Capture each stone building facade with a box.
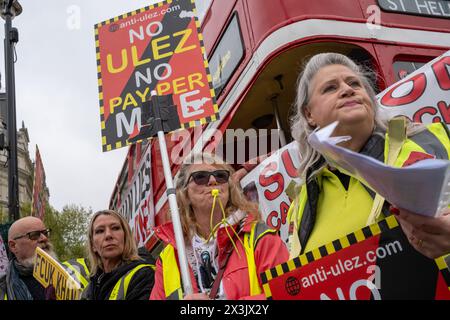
[0,93,38,219]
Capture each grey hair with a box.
[290,53,384,180]
[290,52,424,181]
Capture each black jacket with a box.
[82,259,155,300]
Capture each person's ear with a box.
[304,107,316,127]
[8,240,16,254]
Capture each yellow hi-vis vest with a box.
[160,221,274,300]
[108,264,155,300]
[287,122,450,256]
[62,258,90,290]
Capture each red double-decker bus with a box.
[109,0,450,250]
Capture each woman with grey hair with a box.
[287,52,450,260]
[150,153,288,300]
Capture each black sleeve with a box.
[125,266,155,300]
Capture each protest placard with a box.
[95,0,219,152]
[33,247,81,300]
[377,50,450,127]
[262,215,450,300]
[240,143,301,242]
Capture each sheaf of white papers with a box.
[308,121,450,217]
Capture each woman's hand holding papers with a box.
[394,207,450,259]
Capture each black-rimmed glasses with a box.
[13,228,51,241]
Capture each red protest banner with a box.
[114,146,154,247]
[240,142,302,243]
[31,145,47,221]
[262,215,450,300]
[95,0,219,152]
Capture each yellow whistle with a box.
[211,189,219,197]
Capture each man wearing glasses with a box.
[0,216,56,300]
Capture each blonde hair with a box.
[86,209,140,274]
[175,153,259,243]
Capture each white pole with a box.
[152,91,193,296]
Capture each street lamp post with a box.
[2,0,22,221]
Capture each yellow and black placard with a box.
[262,215,450,300]
[33,247,81,300]
[95,0,219,152]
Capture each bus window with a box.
[208,14,245,98]
[393,60,428,80]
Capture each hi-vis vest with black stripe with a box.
[108,263,155,300]
[62,258,91,290]
[288,122,450,254]
[160,221,275,300]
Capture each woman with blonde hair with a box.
[82,210,155,300]
[150,153,288,300]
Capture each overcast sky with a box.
[0,0,160,212]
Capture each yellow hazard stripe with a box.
[386,215,399,228]
[435,256,447,270]
[262,283,272,300]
